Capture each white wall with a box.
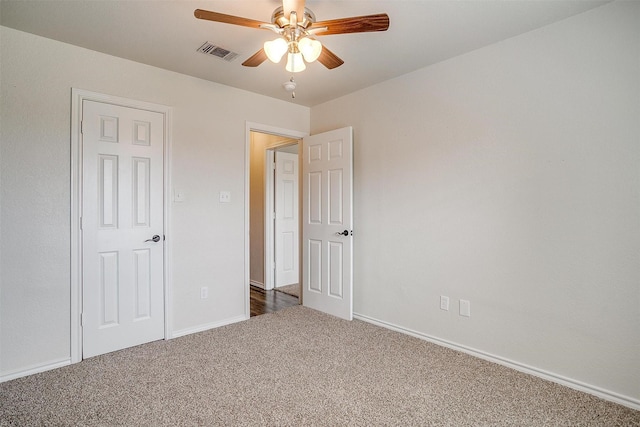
[311,1,639,405]
[0,26,309,376]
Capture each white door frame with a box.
[245,122,307,316]
[70,88,172,363]
[264,149,276,290]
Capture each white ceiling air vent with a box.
[197,42,239,62]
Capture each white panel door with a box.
[302,127,353,320]
[275,151,299,287]
[82,100,165,358]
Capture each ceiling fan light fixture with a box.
[298,37,322,63]
[286,52,306,72]
[264,38,288,63]
[194,2,390,72]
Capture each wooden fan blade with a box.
[311,13,389,36]
[317,46,344,69]
[242,49,268,67]
[194,9,269,29]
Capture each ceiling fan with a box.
[194,0,389,72]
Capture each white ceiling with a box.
[1,0,609,107]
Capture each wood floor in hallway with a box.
[250,285,299,317]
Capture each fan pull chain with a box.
[283,76,297,99]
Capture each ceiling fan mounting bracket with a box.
[271,6,316,29]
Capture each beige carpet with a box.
[275,283,300,298]
[1,306,638,426]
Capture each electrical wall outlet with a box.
[440,296,450,311]
[200,286,209,299]
[459,299,471,317]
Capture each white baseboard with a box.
[0,358,71,383]
[171,315,247,338]
[353,312,640,411]
[250,280,265,289]
[2,315,249,382]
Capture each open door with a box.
[274,151,299,287]
[302,127,353,320]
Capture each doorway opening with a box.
[249,130,302,316]
[245,124,354,320]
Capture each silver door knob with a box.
[145,235,161,243]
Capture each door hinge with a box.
[80,216,83,230]
[80,313,84,327]
[80,121,83,134]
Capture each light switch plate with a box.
[219,191,231,203]
[174,189,185,202]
